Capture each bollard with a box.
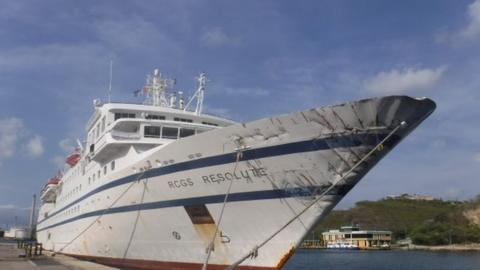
[28,243,32,257]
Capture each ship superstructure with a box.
[37,69,436,270]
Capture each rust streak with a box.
[318,114,335,131]
[299,112,309,123]
[275,246,296,270]
[350,103,365,129]
[332,109,348,130]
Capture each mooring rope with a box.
[52,169,148,256]
[202,145,246,270]
[122,178,149,260]
[224,121,406,269]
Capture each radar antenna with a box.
[142,69,174,107]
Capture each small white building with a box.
[322,226,391,249]
[4,227,30,240]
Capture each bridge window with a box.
[174,117,193,123]
[114,113,136,120]
[202,121,218,126]
[144,126,161,138]
[180,128,195,138]
[162,127,179,139]
[146,114,165,120]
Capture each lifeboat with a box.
[65,149,81,167]
[40,176,60,203]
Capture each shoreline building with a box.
[322,226,392,249]
[385,193,435,201]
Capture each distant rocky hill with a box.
[313,196,480,245]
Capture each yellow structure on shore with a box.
[322,226,392,249]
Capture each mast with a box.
[143,69,173,107]
[108,60,113,103]
[184,72,208,115]
[29,194,36,240]
[195,73,206,115]
[138,69,207,113]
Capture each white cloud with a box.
[461,0,480,38]
[0,204,30,226]
[473,153,480,163]
[0,117,44,161]
[364,66,446,95]
[224,87,269,97]
[0,43,107,73]
[59,138,75,153]
[95,17,178,52]
[435,0,480,44]
[0,117,24,160]
[50,155,66,168]
[201,27,241,47]
[23,135,44,157]
[0,204,19,210]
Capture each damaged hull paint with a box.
[37,96,435,269]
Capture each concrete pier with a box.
[0,240,119,270]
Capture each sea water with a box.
[284,249,480,270]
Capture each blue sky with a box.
[1,0,479,227]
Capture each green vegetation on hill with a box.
[313,196,480,245]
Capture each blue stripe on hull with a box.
[37,133,399,227]
[37,184,352,232]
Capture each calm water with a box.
[284,249,480,270]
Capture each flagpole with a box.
[108,60,113,103]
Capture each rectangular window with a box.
[179,128,195,138]
[202,121,218,126]
[174,117,193,123]
[162,127,178,139]
[111,160,115,171]
[144,126,161,138]
[115,112,136,120]
[97,170,101,179]
[184,205,214,224]
[103,166,107,175]
[146,114,165,120]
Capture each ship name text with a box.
[167,168,268,189]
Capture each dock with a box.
[0,241,119,270]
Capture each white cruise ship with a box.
[36,69,436,270]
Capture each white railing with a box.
[110,130,141,140]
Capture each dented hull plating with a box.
[36,96,435,269]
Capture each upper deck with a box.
[83,69,236,164]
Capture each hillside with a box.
[313,196,480,245]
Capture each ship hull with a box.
[37,96,435,269]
